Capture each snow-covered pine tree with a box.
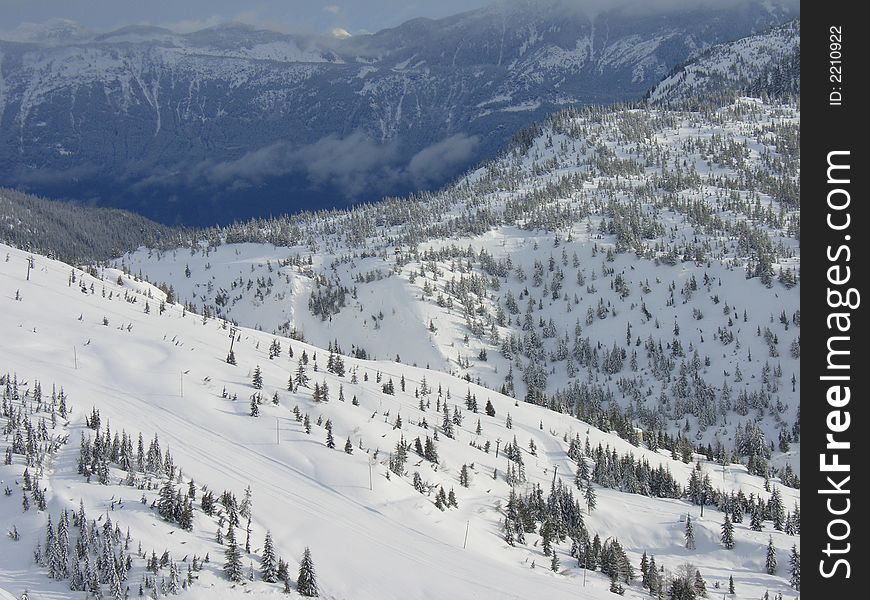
[638,551,649,589]
[261,531,278,583]
[485,399,496,417]
[721,514,735,549]
[441,404,454,438]
[297,547,318,597]
[750,503,763,531]
[685,515,696,550]
[693,570,706,598]
[765,536,777,574]
[224,526,243,582]
[789,544,800,590]
[647,556,660,595]
[459,464,470,487]
[584,479,596,513]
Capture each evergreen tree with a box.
[297,547,318,597]
[685,515,696,550]
[765,536,777,574]
[640,551,650,589]
[277,558,289,582]
[584,479,597,513]
[721,514,734,549]
[750,502,763,531]
[485,399,496,417]
[647,556,660,595]
[296,363,309,388]
[788,544,800,590]
[344,437,354,454]
[441,404,454,438]
[158,478,176,521]
[693,570,706,598]
[261,531,278,583]
[252,366,263,389]
[728,574,735,594]
[424,437,439,463]
[769,487,785,531]
[667,577,696,600]
[224,527,243,582]
[179,495,194,531]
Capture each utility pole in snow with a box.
[73,346,77,370]
[463,520,469,549]
[276,418,280,444]
[227,326,238,361]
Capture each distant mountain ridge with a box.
[647,19,800,107]
[0,0,796,225]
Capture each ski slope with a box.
[1,243,799,599]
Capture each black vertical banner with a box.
[803,2,866,597]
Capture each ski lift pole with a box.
[228,326,238,357]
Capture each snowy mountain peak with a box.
[0,18,94,44]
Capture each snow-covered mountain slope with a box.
[648,20,799,108]
[0,1,797,224]
[121,97,800,480]
[1,242,800,599]
[0,187,175,262]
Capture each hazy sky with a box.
[1,0,800,38]
[0,0,494,36]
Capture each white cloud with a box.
[159,15,223,33]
